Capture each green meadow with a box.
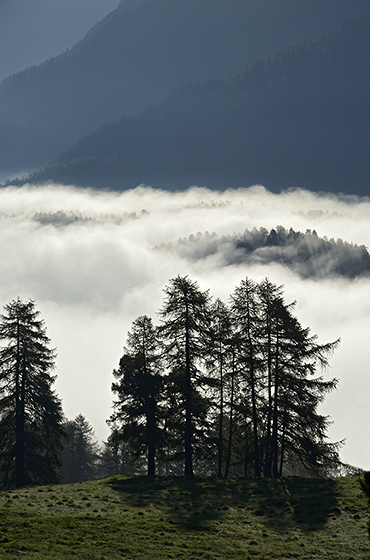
[0,475,368,559]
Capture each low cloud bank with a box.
[1,182,370,469]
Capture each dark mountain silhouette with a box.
[1,0,369,179]
[26,16,370,195]
[166,226,370,279]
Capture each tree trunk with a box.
[146,394,156,476]
[263,315,273,478]
[217,327,224,478]
[279,408,287,477]
[224,347,235,479]
[15,320,25,488]
[271,331,280,478]
[184,303,194,477]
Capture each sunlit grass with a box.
[0,475,368,559]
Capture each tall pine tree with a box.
[0,298,64,487]
[159,276,211,477]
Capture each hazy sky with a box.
[0,0,119,81]
[1,182,370,470]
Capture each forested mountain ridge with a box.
[26,16,370,195]
[1,0,369,179]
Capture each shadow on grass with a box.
[106,476,240,530]
[105,475,341,533]
[250,477,341,532]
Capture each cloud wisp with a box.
[1,182,370,469]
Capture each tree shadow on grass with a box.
[249,476,341,533]
[106,475,254,530]
[105,475,341,533]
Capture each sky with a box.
[0,0,120,81]
[0,182,369,470]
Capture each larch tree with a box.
[0,298,64,487]
[108,275,341,478]
[159,276,211,477]
[97,428,126,478]
[109,315,163,476]
[270,312,341,476]
[230,277,262,477]
[60,414,100,483]
[207,298,235,478]
[230,277,341,478]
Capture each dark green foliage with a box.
[95,432,126,479]
[0,298,64,487]
[207,298,234,477]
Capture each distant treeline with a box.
[170,226,370,279]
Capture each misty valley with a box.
[0,1,370,558]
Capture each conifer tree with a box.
[159,276,211,477]
[60,414,99,483]
[96,428,126,478]
[207,298,234,477]
[109,275,341,478]
[0,298,64,487]
[109,315,162,475]
[230,277,341,477]
[230,278,262,477]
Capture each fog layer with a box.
[1,183,369,469]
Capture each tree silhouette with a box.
[0,298,64,487]
[60,414,99,483]
[159,276,211,477]
[110,316,163,475]
[109,276,341,477]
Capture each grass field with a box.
[0,475,368,559]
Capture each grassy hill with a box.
[0,475,368,559]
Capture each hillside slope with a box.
[0,0,369,177]
[0,475,368,559]
[28,16,370,195]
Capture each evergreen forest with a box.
[1,2,369,196]
[0,276,345,488]
[24,15,370,195]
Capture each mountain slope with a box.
[0,0,120,82]
[28,17,370,195]
[1,0,369,178]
